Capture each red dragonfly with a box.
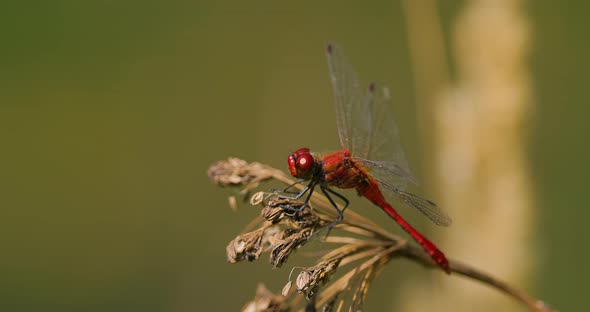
[284,43,452,273]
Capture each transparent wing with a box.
[326,43,371,158]
[326,43,451,227]
[326,44,414,182]
[372,175,452,227]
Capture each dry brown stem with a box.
[209,158,554,312]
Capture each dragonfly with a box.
[283,43,452,273]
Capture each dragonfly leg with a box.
[305,186,345,240]
[278,180,316,214]
[271,179,307,195]
[324,188,349,211]
[320,186,344,225]
[277,181,311,201]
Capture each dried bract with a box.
[227,227,270,263]
[296,258,341,295]
[261,205,286,224]
[250,191,267,205]
[270,228,313,268]
[266,197,321,228]
[281,281,292,297]
[208,158,274,187]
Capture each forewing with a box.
[326,43,417,189]
[372,175,452,227]
[326,43,372,158]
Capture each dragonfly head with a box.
[288,148,315,180]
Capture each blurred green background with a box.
[1,1,587,311]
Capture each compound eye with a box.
[297,153,313,172]
[287,155,298,177]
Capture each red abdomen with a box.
[358,179,450,273]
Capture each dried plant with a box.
[208,158,555,312]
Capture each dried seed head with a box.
[250,191,266,205]
[270,228,312,268]
[242,284,288,312]
[208,158,273,187]
[296,258,342,295]
[266,197,322,228]
[227,227,269,263]
[268,197,304,210]
[261,206,285,223]
[295,270,311,291]
[290,209,321,229]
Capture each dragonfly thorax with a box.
[287,147,317,180]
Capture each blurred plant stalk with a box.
[402,0,533,311]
